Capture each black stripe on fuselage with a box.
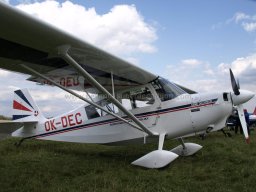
[25,101,207,139]
[31,98,218,139]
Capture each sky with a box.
[0,0,256,117]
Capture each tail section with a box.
[13,89,45,122]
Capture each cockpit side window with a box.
[151,78,186,101]
[84,99,119,119]
[84,86,156,118]
[121,87,154,109]
[85,105,100,119]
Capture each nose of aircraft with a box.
[231,90,255,105]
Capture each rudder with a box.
[13,89,45,122]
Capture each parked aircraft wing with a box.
[0,2,157,92]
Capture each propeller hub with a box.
[231,90,255,105]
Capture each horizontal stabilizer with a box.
[131,150,178,169]
[0,120,23,140]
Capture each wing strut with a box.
[20,64,144,132]
[58,46,156,136]
[111,71,115,97]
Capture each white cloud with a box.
[242,22,256,32]
[193,79,220,92]
[234,12,250,23]
[165,59,224,93]
[165,54,256,94]
[165,63,229,93]
[212,12,256,32]
[41,105,62,113]
[181,59,202,67]
[124,57,140,66]
[211,22,223,30]
[30,89,65,101]
[8,85,20,90]
[217,63,230,74]
[203,69,214,76]
[17,0,33,4]
[230,53,256,85]
[232,12,256,32]
[15,1,157,56]
[216,60,256,86]
[0,0,9,4]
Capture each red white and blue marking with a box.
[13,90,35,120]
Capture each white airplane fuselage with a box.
[13,91,233,145]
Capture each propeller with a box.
[237,105,249,143]
[237,79,240,90]
[230,69,240,95]
[229,69,254,144]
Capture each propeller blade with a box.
[230,69,240,95]
[237,105,249,144]
[237,78,240,89]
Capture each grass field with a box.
[0,130,256,192]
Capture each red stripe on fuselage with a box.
[35,101,216,139]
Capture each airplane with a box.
[0,2,255,169]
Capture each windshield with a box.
[151,77,186,101]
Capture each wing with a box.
[0,2,157,92]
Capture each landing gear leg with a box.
[178,138,186,150]
[158,133,166,150]
[131,133,179,168]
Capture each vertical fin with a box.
[13,89,45,122]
